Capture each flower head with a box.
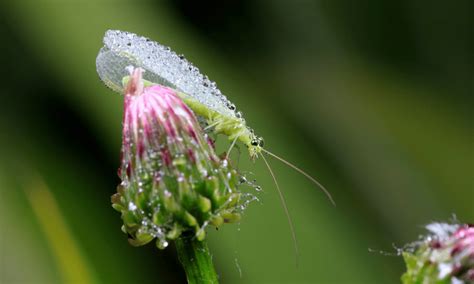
[402,222,474,283]
[112,68,242,249]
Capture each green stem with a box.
[175,234,219,284]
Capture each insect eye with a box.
[250,139,259,146]
[258,138,265,147]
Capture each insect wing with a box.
[96,46,174,93]
[96,30,237,119]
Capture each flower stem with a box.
[176,233,219,284]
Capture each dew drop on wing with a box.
[97,30,241,119]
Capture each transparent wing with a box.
[96,30,237,118]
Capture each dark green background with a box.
[0,0,472,283]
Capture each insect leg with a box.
[225,134,241,160]
[204,120,222,131]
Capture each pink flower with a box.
[402,223,474,283]
[112,68,242,249]
[120,68,213,177]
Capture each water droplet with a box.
[234,258,243,278]
[158,240,169,249]
[128,202,137,211]
[227,103,236,111]
[221,159,228,167]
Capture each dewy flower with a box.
[402,222,474,284]
[112,68,242,249]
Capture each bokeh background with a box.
[0,0,472,283]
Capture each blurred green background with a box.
[0,0,472,283]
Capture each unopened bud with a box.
[112,68,242,249]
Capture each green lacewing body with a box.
[96,29,335,264]
[96,30,263,158]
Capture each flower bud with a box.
[111,68,242,249]
[402,222,474,283]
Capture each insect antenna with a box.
[260,153,299,267]
[261,148,336,206]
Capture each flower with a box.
[111,68,241,249]
[401,222,474,283]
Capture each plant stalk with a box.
[175,234,218,284]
